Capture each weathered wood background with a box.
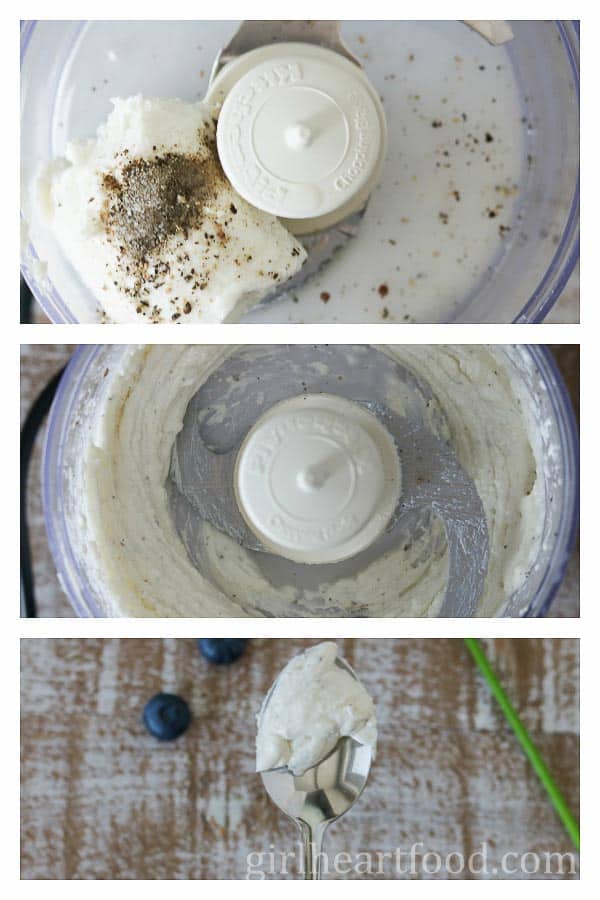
[20,638,579,879]
[20,345,580,617]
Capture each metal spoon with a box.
[259,657,374,880]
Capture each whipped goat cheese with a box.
[58,345,552,617]
[33,96,306,323]
[256,642,377,775]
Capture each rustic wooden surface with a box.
[20,345,580,618]
[20,638,579,880]
[20,344,76,618]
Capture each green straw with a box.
[464,638,580,852]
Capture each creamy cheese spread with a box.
[256,642,377,775]
[33,96,306,323]
[60,344,550,617]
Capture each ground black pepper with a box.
[100,131,230,316]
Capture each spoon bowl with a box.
[261,734,372,826]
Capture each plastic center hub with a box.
[254,87,349,181]
[234,394,402,564]
[216,43,385,220]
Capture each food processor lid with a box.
[234,394,402,564]
[215,42,386,221]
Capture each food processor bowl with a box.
[42,345,578,617]
[21,20,579,323]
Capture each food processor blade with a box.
[168,345,489,614]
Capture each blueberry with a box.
[198,638,247,665]
[142,693,191,740]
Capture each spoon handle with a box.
[299,821,328,880]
